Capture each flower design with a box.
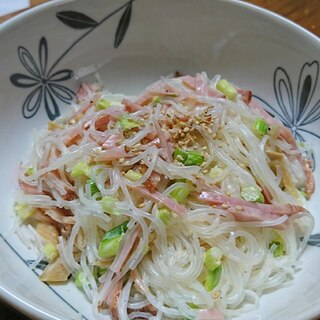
[254,60,320,142]
[10,37,74,120]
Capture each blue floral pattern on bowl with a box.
[254,60,320,142]
[10,0,134,120]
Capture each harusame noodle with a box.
[15,73,315,320]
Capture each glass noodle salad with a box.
[15,72,315,320]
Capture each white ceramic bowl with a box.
[0,0,319,319]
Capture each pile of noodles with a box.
[15,73,315,320]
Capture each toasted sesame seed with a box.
[137,202,145,208]
[202,169,208,174]
[221,203,229,209]
[211,290,221,299]
[183,127,190,133]
[235,205,243,211]
[180,132,185,138]
[119,158,125,163]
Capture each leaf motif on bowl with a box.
[56,11,99,29]
[254,60,320,143]
[10,37,74,120]
[10,0,135,121]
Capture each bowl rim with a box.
[0,0,319,319]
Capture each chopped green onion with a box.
[71,161,90,178]
[118,115,140,131]
[209,166,224,178]
[89,180,99,195]
[241,186,264,203]
[269,241,285,257]
[184,151,204,166]
[252,118,269,137]
[101,195,120,215]
[14,203,35,220]
[204,247,223,271]
[124,169,142,182]
[173,149,188,162]
[75,271,89,289]
[173,149,204,166]
[205,265,222,292]
[96,98,111,110]
[170,186,191,204]
[152,96,161,105]
[187,303,199,309]
[97,267,107,278]
[26,167,34,176]
[269,235,285,257]
[43,243,58,261]
[216,79,238,100]
[157,207,173,225]
[98,221,129,259]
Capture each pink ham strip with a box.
[131,186,187,215]
[122,98,143,112]
[19,180,45,195]
[110,226,140,273]
[197,308,225,320]
[135,92,153,106]
[106,276,125,320]
[71,93,101,121]
[154,121,173,162]
[94,147,130,161]
[102,134,123,149]
[303,160,315,198]
[198,191,305,216]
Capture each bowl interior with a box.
[0,0,319,319]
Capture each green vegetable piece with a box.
[75,271,89,289]
[101,195,116,214]
[184,151,204,166]
[205,265,222,292]
[152,96,161,105]
[241,186,264,203]
[98,221,129,259]
[216,79,238,100]
[89,180,99,195]
[204,247,223,271]
[170,186,190,204]
[187,303,199,309]
[209,166,223,178]
[119,115,140,131]
[98,235,123,259]
[43,243,58,261]
[71,161,90,178]
[173,149,204,166]
[173,149,188,162]
[252,118,269,137]
[96,98,111,110]
[157,207,173,225]
[15,203,35,220]
[124,169,142,182]
[269,235,285,257]
[101,195,121,215]
[97,267,107,278]
[26,167,34,176]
